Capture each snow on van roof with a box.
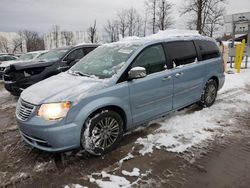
[106,29,213,47]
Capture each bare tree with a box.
[87,20,98,43]
[145,0,157,34]
[143,11,148,37]
[61,31,74,45]
[156,0,173,30]
[117,9,129,38]
[127,7,142,36]
[51,25,60,48]
[0,36,10,53]
[21,30,45,52]
[12,37,23,53]
[182,0,226,35]
[203,5,225,37]
[104,19,119,42]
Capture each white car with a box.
[0,50,47,80]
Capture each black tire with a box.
[81,110,123,156]
[199,79,218,107]
[10,92,20,96]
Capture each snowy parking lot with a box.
[1,69,250,188]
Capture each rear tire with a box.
[199,79,218,107]
[81,110,123,156]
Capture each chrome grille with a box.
[16,99,35,121]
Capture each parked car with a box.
[15,33,225,155]
[0,50,47,80]
[3,44,99,95]
[0,53,13,56]
[0,54,18,63]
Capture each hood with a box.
[0,60,20,67]
[13,60,55,70]
[21,72,109,105]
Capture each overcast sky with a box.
[0,0,249,34]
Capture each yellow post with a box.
[237,39,246,73]
[234,44,241,72]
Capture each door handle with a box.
[175,72,184,78]
[162,75,172,81]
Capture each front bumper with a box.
[4,75,38,95]
[17,117,82,152]
[4,83,23,95]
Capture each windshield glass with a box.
[17,53,38,61]
[70,44,140,79]
[37,49,68,62]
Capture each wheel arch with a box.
[209,76,219,87]
[87,105,128,133]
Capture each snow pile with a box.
[89,171,130,188]
[136,70,250,155]
[64,184,88,188]
[136,109,219,154]
[33,161,55,172]
[88,169,151,188]
[119,153,134,164]
[219,70,250,93]
[122,168,140,177]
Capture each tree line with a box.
[0,0,226,53]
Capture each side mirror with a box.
[128,67,146,80]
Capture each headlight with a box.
[38,102,71,121]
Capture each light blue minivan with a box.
[16,33,225,155]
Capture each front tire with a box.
[199,79,218,107]
[81,110,123,156]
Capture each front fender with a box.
[66,96,133,131]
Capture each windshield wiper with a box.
[71,70,91,77]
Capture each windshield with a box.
[70,44,140,79]
[17,53,38,61]
[37,49,68,62]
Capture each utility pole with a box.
[230,21,236,68]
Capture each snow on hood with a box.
[0,60,21,67]
[0,59,38,67]
[13,60,54,70]
[21,72,108,105]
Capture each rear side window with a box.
[132,44,166,75]
[195,40,220,60]
[165,41,197,68]
[85,47,97,54]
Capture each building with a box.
[43,31,107,50]
[0,32,27,53]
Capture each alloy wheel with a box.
[91,117,120,149]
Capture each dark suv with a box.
[3,44,99,95]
